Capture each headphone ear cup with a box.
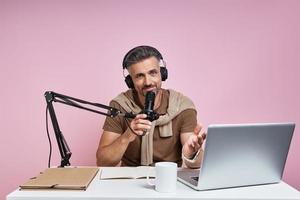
[160,67,168,81]
[125,75,135,89]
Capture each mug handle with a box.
[146,167,155,186]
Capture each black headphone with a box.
[122,47,168,89]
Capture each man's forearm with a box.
[96,129,135,166]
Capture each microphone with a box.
[118,91,160,121]
[143,91,159,122]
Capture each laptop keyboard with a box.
[191,176,199,181]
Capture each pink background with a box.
[1,0,299,198]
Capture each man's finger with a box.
[194,123,202,135]
[197,136,203,144]
[135,114,147,120]
[198,132,207,143]
[202,132,207,140]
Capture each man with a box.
[96,45,206,168]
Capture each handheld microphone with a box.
[144,91,159,122]
[118,91,160,121]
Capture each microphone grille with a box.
[145,91,155,99]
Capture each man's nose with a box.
[144,75,151,85]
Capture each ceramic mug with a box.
[147,162,177,193]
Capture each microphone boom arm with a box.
[44,91,125,167]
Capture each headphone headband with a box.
[122,46,163,69]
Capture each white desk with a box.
[7,168,300,200]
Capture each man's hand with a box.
[126,114,152,141]
[182,124,206,159]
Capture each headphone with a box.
[122,48,168,89]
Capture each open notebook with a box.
[100,166,155,179]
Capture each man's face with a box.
[128,56,162,99]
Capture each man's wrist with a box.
[182,144,199,159]
[127,128,137,140]
[182,149,203,169]
[182,149,200,160]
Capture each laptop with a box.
[177,122,295,190]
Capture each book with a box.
[99,166,155,179]
[20,167,99,190]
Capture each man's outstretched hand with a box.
[183,124,206,159]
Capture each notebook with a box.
[178,122,295,190]
[20,167,99,190]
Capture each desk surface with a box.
[7,167,300,200]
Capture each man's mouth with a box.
[143,86,156,93]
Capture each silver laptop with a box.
[177,122,295,190]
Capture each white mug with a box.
[147,162,177,193]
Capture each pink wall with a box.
[1,0,299,198]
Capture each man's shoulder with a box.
[109,90,133,103]
[167,89,194,102]
[106,90,130,110]
[111,89,133,99]
[165,88,196,113]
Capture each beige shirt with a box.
[102,89,197,166]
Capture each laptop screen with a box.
[178,122,295,191]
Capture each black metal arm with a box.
[44,91,135,167]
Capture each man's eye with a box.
[136,74,143,79]
[150,71,158,76]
